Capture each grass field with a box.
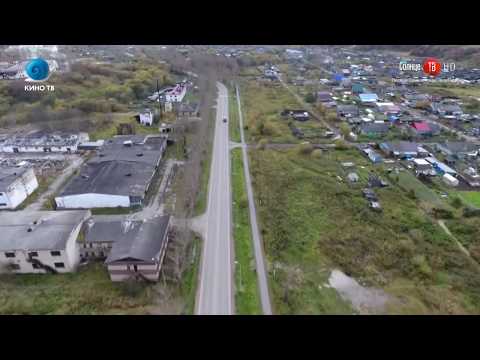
[229,86,241,143]
[457,191,480,208]
[231,149,262,314]
[239,80,301,144]
[248,147,480,314]
[0,263,153,315]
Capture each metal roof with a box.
[0,210,90,251]
[103,215,170,264]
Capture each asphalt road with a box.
[196,82,234,315]
[235,85,273,315]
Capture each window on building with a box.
[54,262,65,268]
[5,252,15,258]
[32,263,41,269]
[50,251,61,257]
[28,252,38,258]
[0,203,6,206]
[134,265,138,272]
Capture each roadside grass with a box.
[229,87,241,143]
[194,140,212,216]
[231,148,262,314]
[179,236,202,315]
[248,147,480,314]
[0,263,153,314]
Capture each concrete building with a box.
[0,166,38,209]
[164,83,187,102]
[0,131,83,153]
[0,210,90,274]
[55,135,167,209]
[101,215,171,282]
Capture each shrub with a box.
[432,207,454,219]
[334,139,348,150]
[463,207,480,218]
[258,138,268,150]
[297,142,313,155]
[304,92,316,103]
[312,149,323,158]
[451,196,463,209]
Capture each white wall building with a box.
[0,167,38,209]
[164,83,187,103]
[0,210,90,274]
[138,111,154,126]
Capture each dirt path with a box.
[25,155,85,211]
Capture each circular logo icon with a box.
[422,58,441,77]
[25,58,50,81]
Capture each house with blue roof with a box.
[359,93,379,104]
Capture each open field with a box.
[248,146,480,314]
[0,263,153,314]
[239,80,303,144]
[456,191,480,208]
[231,148,262,314]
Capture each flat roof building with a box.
[0,210,90,274]
[55,135,167,209]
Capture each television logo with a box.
[24,57,54,92]
[399,58,455,77]
[25,58,50,81]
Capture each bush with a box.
[297,143,313,155]
[334,139,348,150]
[463,207,480,218]
[304,92,316,103]
[408,189,417,200]
[432,207,454,219]
[451,196,463,209]
[258,138,268,150]
[312,149,323,158]
[326,112,338,123]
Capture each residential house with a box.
[425,157,457,176]
[432,103,463,117]
[136,111,154,126]
[412,158,435,176]
[359,122,390,137]
[352,83,364,94]
[337,104,359,118]
[362,148,383,163]
[359,93,379,104]
[380,141,426,159]
[461,167,480,187]
[436,142,479,160]
[0,166,38,209]
[176,102,200,117]
[0,210,90,274]
[410,122,433,137]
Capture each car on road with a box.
[223,118,227,123]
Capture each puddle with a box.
[328,269,391,313]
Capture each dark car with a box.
[223,118,227,123]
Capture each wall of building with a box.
[107,262,160,281]
[0,168,39,209]
[55,193,130,209]
[0,248,73,274]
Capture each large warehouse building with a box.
[55,135,166,209]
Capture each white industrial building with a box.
[0,131,85,153]
[55,135,167,209]
[0,210,90,274]
[0,166,38,209]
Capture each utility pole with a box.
[156,79,162,122]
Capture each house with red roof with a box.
[410,121,433,137]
